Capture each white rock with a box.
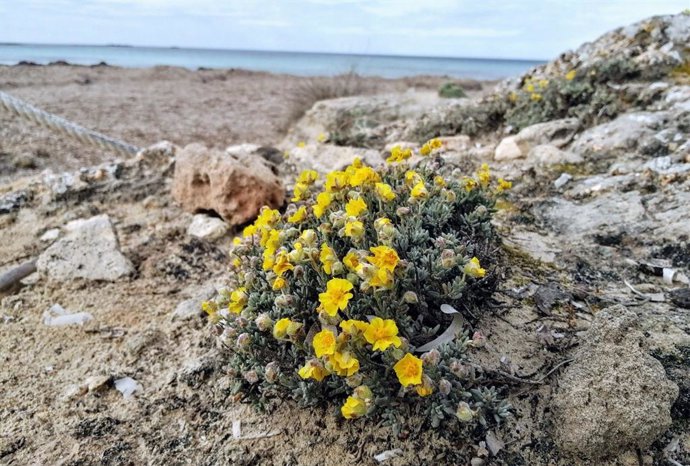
[114,377,142,399]
[43,304,93,326]
[172,284,218,320]
[85,375,111,392]
[554,173,573,189]
[286,143,382,174]
[187,214,229,241]
[39,228,60,242]
[36,214,133,282]
[528,145,584,166]
[494,136,523,160]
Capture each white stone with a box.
[528,144,584,166]
[43,304,93,326]
[36,214,133,282]
[494,136,523,160]
[39,228,60,242]
[187,214,229,241]
[114,377,142,399]
[172,284,218,320]
[554,173,573,189]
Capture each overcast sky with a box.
[1,0,688,60]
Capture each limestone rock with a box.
[494,136,523,161]
[186,214,228,241]
[36,214,133,282]
[552,305,678,459]
[286,143,382,175]
[527,144,583,166]
[172,143,284,225]
[172,284,218,320]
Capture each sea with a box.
[0,44,544,80]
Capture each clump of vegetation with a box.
[328,107,385,148]
[438,82,467,99]
[205,140,512,429]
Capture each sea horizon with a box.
[0,43,546,80]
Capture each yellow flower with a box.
[325,171,349,192]
[340,319,369,335]
[363,317,402,351]
[351,157,363,169]
[420,138,443,156]
[291,182,309,202]
[367,267,393,289]
[313,329,337,357]
[349,166,381,187]
[565,69,577,81]
[531,92,542,101]
[393,353,423,387]
[462,177,477,192]
[416,378,434,397]
[320,243,338,275]
[344,220,364,239]
[254,208,280,229]
[297,169,318,185]
[312,191,333,218]
[273,251,294,277]
[434,176,446,188]
[242,224,257,237]
[374,182,396,201]
[228,287,248,314]
[232,257,241,268]
[367,245,399,272]
[404,170,421,186]
[318,278,354,316]
[341,396,367,419]
[464,256,486,278]
[508,91,518,103]
[297,141,306,148]
[386,145,412,163]
[287,206,308,223]
[525,82,535,92]
[260,228,280,251]
[345,198,367,217]
[262,248,275,271]
[272,276,286,290]
[327,351,360,376]
[299,229,317,245]
[273,318,291,339]
[538,79,549,89]
[316,133,327,143]
[410,181,428,199]
[299,359,329,382]
[496,178,512,192]
[477,163,491,187]
[343,251,363,272]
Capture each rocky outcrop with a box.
[551,306,679,460]
[172,143,285,226]
[284,143,382,174]
[495,118,580,161]
[36,214,133,282]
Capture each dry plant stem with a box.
[0,259,37,294]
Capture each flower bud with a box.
[236,332,251,349]
[470,331,486,348]
[449,359,472,379]
[353,385,373,400]
[440,249,456,268]
[236,317,248,328]
[474,205,488,216]
[255,313,273,332]
[265,361,280,383]
[403,291,418,304]
[244,370,259,384]
[331,261,345,276]
[421,349,441,366]
[299,229,317,245]
[442,189,456,202]
[286,321,303,337]
[439,378,452,396]
[346,374,364,388]
[396,206,411,217]
[456,402,474,422]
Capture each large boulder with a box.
[551,305,678,460]
[495,118,579,161]
[172,143,284,226]
[36,214,133,282]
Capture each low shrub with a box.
[438,82,468,99]
[205,141,512,429]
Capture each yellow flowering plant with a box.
[207,150,511,429]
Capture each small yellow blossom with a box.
[299,359,329,382]
[367,267,393,289]
[297,169,318,185]
[325,171,349,192]
[363,317,402,351]
[272,276,286,290]
[404,170,421,186]
[367,245,400,272]
[531,92,542,102]
[318,278,354,316]
[374,182,396,202]
[341,396,367,419]
[416,379,434,397]
[316,133,327,143]
[525,82,535,92]
[393,353,423,387]
[320,243,339,275]
[508,91,518,103]
[410,181,428,200]
[538,79,549,89]
[434,176,446,187]
[327,351,360,376]
[313,191,332,218]
[496,178,512,192]
[343,251,362,272]
[420,138,443,156]
[297,141,306,148]
[229,287,248,314]
[232,237,242,246]
[272,250,294,277]
[477,163,491,187]
[291,182,309,202]
[273,318,291,339]
[565,69,577,81]
[340,319,369,335]
[313,329,337,357]
[462,177,478,192]
[232,257,242,268]
[287,206,308,223]
[242,224,257,237]
[349,166,381,187]
[386,145,413,163]
[464,256,486,278]
[299,229,317,245]
[345,197,367,217]
[254,208,280,229]
[344,220,364,239]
